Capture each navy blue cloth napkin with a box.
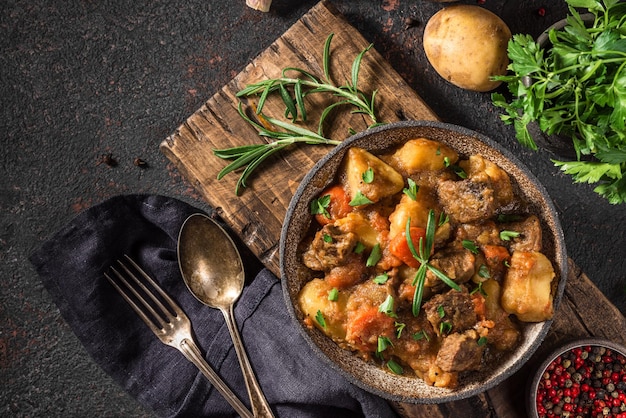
[29,195,398,418]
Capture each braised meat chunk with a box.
[423,287,477,336]
[437,179,496,223]
[425,247,475,290]
[500,215,543,252]
[303,224,359,271]
[436,329,486,372]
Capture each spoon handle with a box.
[179,338,254,418]
[223,305,276,418]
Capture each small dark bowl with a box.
[527,338,626,417]
[280,120,568,403]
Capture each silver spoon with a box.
[178,213,275,418]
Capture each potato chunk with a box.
[334,212,379,249]
[388,187,440,239]
[390,138,459,174]
[501,251,555,322]
[299,278,349,341]
[342,147,404,204]
[459,155,514,206]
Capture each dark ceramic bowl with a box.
[527,339,626,417]
[280,120,568,403]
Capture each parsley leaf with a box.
[349,191,373,206]
[500,230,521,241]
[403,178,419,200]
[310,194,331,218]
[362,168,374,184]
[366,243,382,267]
[492,0,626,204]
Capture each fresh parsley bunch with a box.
[492,0,626,204]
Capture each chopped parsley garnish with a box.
[310,194,331,218]
[477,264,491,279]
[471,281,487,297]
[378,295,397,318]
[362,168,374,184]
[353,242,366,254]
[328,288,338,301]
[315,310,326,328]
[403,178,419,200]
[462,239,479,254]
[412,330,430,342]
[500,230,521,241]
[377,336,393,353]
[387,359,404,375]
[366,243,381,267]
[373,272,389,284]
[451,165,467,179]
[349,191,373,206]
[477,336,488,346]
[395,322,406,338]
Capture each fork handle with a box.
[179,338,254,418]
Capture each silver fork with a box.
[105,255,253,418]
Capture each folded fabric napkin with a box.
[29,195,398,417]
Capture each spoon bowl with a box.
[178,213,275,418]
[178,214,244,309]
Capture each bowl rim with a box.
[526,338,626,417]
[280,119,568,403]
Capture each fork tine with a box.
[105,269,163,335]
[119,255,184,319]
[105,255,176,333]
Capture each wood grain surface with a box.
[160,2,626,416]
[160,0,437,275]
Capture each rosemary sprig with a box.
[406,210,461,316]
[213,33,383,195]
[214,104,342,194]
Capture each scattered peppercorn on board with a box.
[160,1,626,417]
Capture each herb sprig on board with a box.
[492,0,626,204]
[214,33,382,195]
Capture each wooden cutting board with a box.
[160,2,626,417]
[160,0,437,276]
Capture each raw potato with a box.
[423,5,512,92]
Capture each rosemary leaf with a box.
[279,82,298,121]
[323,33,333,82]
[427,264,462,291]
[412,265,427,317]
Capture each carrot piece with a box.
[315,185,352,225]
[471,292,487,320]
[482,245,511,269]
[388,227,426,268]
[346,307,395,352]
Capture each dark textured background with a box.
[2,0,624,416]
